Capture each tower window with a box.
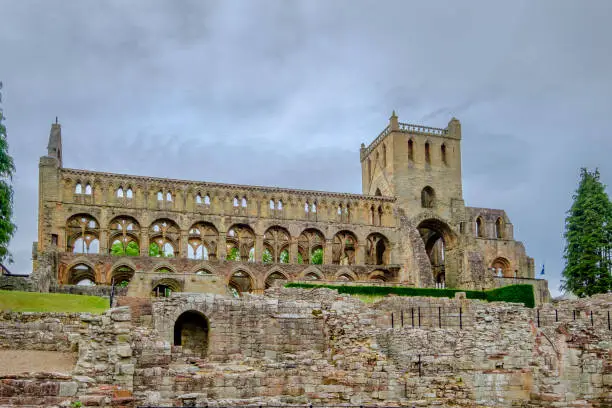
[425,142,431,164]
[117,187,124,198]
[85,184,92,195]
[75,183,82,194]
[476,217,484,238]
[441,144,447,165]
[421,186,435,208]
[408,139,414,162]
[495,217,504,239]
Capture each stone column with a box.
[324,239,334,264]
[254,234,263,263]
[179,231,189,258]
[99,229,109,254]
[289,239,298,264]
[140,234,149,257]
[217,232,227,260]
[356,243,366,265]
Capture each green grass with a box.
[0,290,109,314]
[285,283,535,308]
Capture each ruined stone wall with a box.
[0,291,610,407]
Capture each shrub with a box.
[285,283,535,307]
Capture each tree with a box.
[562,168,612,297]
[311,248,323,265]
[0,82,16,264]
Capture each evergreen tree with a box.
[562,168,612,297]
[0,82,16,264]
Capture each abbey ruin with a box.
[0,113,610,408]
[32,113,547,300]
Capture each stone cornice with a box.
[61,167,396,202]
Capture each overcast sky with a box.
[1,0,611,295]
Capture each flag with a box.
[540,264,545,276]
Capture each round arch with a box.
[298,266,324,281]
[67,263,97,285]
[228,268,255,296]
[491,257,512,278]
[173,310,209,357]
[416,217,458,288]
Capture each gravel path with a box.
[0,350,76,375]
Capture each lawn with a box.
[0,290,109,314]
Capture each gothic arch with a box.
[334,268,357,282]
[188,262,215,275]
[365,232,390,265]
[188,222,219,260]
[263,226,291,263]
[332,230,358,265]
[226,224,255,262]
[149,218,181,257]
[298,266,324,281]
[297,228,325,264]
[264,268,289,289]
[66,214,100,254]
[153,262,177,274]
[228,268,255,296]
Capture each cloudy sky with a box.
[1,0,611,295]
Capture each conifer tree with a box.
[562,168,612,297]
[0,82,16,264]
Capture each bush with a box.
[285,283,535,307]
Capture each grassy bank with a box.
[0,290,109,313]
[285,283,535,308]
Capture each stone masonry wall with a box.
[0,290,609,407]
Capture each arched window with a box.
[157,191,163,201]
[277,200,283,210]
[204,195,211,205]
[117,187,124,198]
[311,202,316,213]
[425,142,431,164]
[382,144,387,167]
[196,194,202,204]
[370,205,376,225]
[476,217,484,238]
[375,188,382,196]
[421,186,435,208]
[408,139,414,162]
[75,183,82,194]
[378,206,383,225]
[85,184,92,195]
[233,197,239,207]
[270,199,275,210]
[166,192,172,202]
[126,188,133,199]
[304,202,310,213]
[241,197,247,208]
[495,217,504,239]
[66,214,100,254]
[441,144,447,165]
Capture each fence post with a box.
[590,310,594,327]
[391,312,394,328]
[438,306,442,328]
[573,310,576,321]
[418,307,421,328]
[608,310,610,330]
[411,307,415,327]
[537,309,540,328]
[401,310,404,328]
[418,354,422,377]
[459,307,463,329]
[555,309,558,322]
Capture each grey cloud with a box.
[2,0,612,296]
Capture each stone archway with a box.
[416,218,459,288]
[173,310,209,357]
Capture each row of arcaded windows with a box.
[408,139,448,166]
[475,216,505,239]
[72,181,384,225]
[64,214,392,267]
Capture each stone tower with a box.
[360,112,464,220]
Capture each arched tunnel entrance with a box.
[417,218,458,288]
[173,311,209,357]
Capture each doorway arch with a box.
[416,218,458,288]
[173,310,209,357]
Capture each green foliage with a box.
[310,248,323,265]
[226,246,240,261]
[117,280,129,288]
[70,401,82,408]
[285,283,535,307]
[279,250,289,263]
[562,168,612,297]
[149,242,160,257]
[262,248,273,264]
[111,241,139,256]
[297,252,304,264]
[0,82,16,264]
